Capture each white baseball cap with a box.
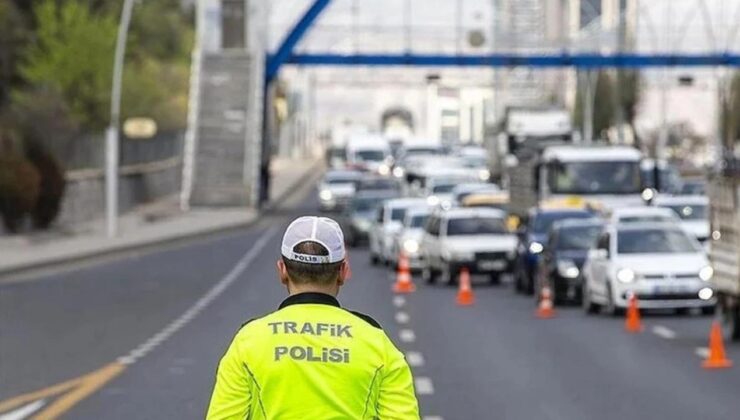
[281,216,346,264]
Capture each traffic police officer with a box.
[206,216,420,419]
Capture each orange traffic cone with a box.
[535,285,556,319]
[455,267,475,306]
[625,294,643,333]
[702,321,733,369]
[392,252,416,294]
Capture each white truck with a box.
[508,145,645,219]
[488,107,574,182]
[709,154,740,340]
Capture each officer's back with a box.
[206,216,419,419]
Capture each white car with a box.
[419,172,479,209]
[582,222,715,315]
[655,195,710,243]
[451,183,500,206]
[420,208,517,285]
[607,206,681,226]
[317,170,362,212]
[388,206,432,270]
[368,198,427,265]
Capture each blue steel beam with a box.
[279,52,740,68]
[265,0,332,82]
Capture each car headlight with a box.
[557,260,580,279]
[698,287,714,300]
[319,189,333,201]
[378,164,390,176]
[699,265,714,282]
[616,268,636,283]
[441,200,453,210]
[528,242,544,254]
[393,167,405,178]
[427,195,440,206]
[478,169,491,181]
[403,239,420,254]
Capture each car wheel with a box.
[370,252,379,265]
[582,282,600,314]
[489,272,501,286]
[718,297,740,341]
[440,264,456,286]
[422,265,437,285]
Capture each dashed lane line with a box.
[695,347,710,359]
[651,325,677,340]
[399,329,417,343]
[395,311,410,324]
[423,417,444,420]
[406,351,425,367]
[393,296,406,308]
[0,227,279,420]
[414,377,435,395]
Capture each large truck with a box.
[507,144,645,219]
[487,107,574,182]
[709,153,740,340]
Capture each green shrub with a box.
[0,154,41,233]
[25,143,66,229]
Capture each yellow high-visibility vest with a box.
[206,292,420,420]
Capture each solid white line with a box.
[0,399,45,420]
[406,351,425,367]
[395,311,410,324]
[399,329,416,343]
[652,325,677,340]
[695,347,710,359]
[117,227,279,365]
[414,377,435,395]
[393,296,406,307]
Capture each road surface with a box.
[2,183,740,419]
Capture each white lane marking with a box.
[0,399,45,420]
[406,351,425,367]
[399,329,416,343]
[423,417,444,420]
[395,311,410,324]
[652,325,677,340]
[695,347,710,359]
[414,377,435,395]
[393,296,406,308]
[117,227,279,365]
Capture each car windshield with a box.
[661,204,707,220]
[461,156,487,168]
[355,150,386,161]
[326,175,357,184]
[680,181,706,195]
[390,208,406,221]
[556,226,603,250]
[618,215,673,223]
[408,214,429,228]
[358,179,398,191]
[617,228,699,254]
[533,213,591,234]
[547,161,642,194]
[432,183,457,194]
[447,217,507,236]
[352,197,381,212]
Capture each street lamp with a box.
[105,0,136,238]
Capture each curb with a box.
[0,158,324,282]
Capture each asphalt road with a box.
[2,184,740,419]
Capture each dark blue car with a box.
[536,219,605,304]
[514,208,595,294]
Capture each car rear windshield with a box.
[556,226,603,250]
[618,215,673,223]
[355,150,386,161]
[447,218,507,236]
[391,208,406,221]
[326,176,357,184]
[352,197,381,212]
[408,214,429,228]
[358,179,398,191]
[432,183,457,194]
[533,212,591,234]
[661,204,707,220]
[617,228,699,254]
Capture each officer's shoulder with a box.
[236,314,269,334]
[345,309,383,329]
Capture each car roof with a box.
[615,221,685,232]
[324,170,362,179]
[354,190,399,199]
[385,198,428,208]
[654,195,708,205]
[552,218,603,230]
[439,207,507,219]
[610,206,676,217]
[542,145,642,162]
[406,206,432,217]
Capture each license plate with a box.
[652,285,691,295]
[478,260,506,271]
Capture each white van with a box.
[346,135,391,175]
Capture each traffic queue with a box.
[318,134,714,319]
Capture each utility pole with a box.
[105,0,136,238]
